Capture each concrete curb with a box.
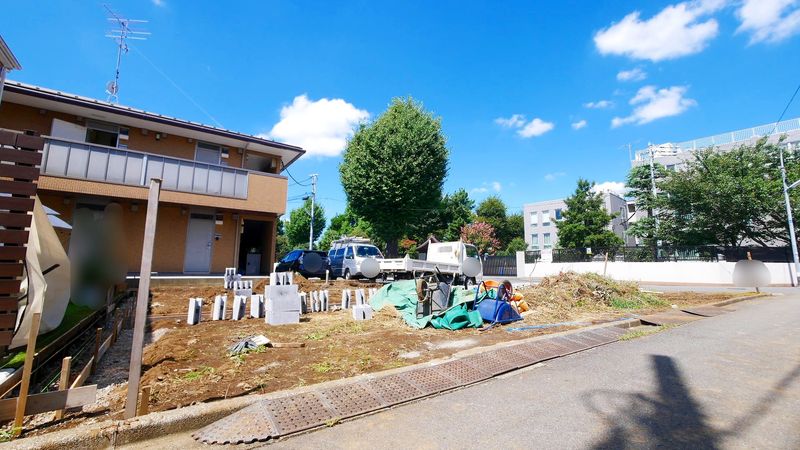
[8,294,766,449]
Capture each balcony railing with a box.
[41,137,248,199]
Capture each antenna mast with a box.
[104,5,149,103]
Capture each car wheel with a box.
[344,269,351,280]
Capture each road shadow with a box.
[588,354,721,449]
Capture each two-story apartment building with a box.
[0,81,304,275]
[523,192,630,250]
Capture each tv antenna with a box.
[104,5,149,103]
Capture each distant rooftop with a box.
[633,117,800,162]
[0,35,21,70]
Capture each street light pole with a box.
[779,146,800,286]
[308,174,318,250]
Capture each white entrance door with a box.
[184,213,215,273]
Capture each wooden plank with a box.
[0,180,37,196]
[0,148,42,165]
[0,229,30,245]
[14,312,41,433]
[125,178,161,419]
[0,299,19,311]
[0,212,31,229]
[0,385,97,421]
[0,367,22,399]
[92,328,102,373]
[70,357,94,389]
[0,130,16,146]
[0,280,22,294]
[0,197,35,213]
[0,314,16,329]
[14,134,44,151]
[137,386,150,416]
[0,246,27,261]
[0,331,13,347]
[54,357,72,420]
[0,164,40,181]
[0,263,23,277]
[97,333,113,361]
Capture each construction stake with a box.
[13,312,42,435]
[137,385,151,416]
[54,356,72,420]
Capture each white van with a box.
[328,237,384,279]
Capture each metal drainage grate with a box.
[461,351,518,376]
[318,382,384,419]
[576,330,611,346]
[493,346,543,368]
[514,341,564,360]
[193,401,277,445]
[366,373,426,405]
[265,392,336,436]
[401,366,461,395]
[432,359,492,385]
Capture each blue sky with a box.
[4,0,800,220]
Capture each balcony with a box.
[41,137,248,199]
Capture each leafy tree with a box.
[317,207,378,251]
[505,213,524,245]
[625,162,667,246]
[656,141,799,247]
[557,179,623,249]
[340,98,448,256]
[285,198,326,249]
[275,219,291,259]
[497,237,527,256]
[476,196,513,247]
[460,221,500,255]
[408,188,475,242]
[398,238,419,258]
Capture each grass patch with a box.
[1,302,95,370]
[311,361,338,373]
[304,331,327,341]
[620,325,673,341]
[183,366,215,381]
[610,293,668,310]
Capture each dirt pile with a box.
[517,271,666,322]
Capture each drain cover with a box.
[640,311,702,326]
[493,346,542,367]
[681,306,731,317]
[193,401,277,445]
[401,366,460,395]
[433,359,492,385]
[461,351,518,376]
[366,373,426,405]
[318,382,383,419]
[265,392,336,436]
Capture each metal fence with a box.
[524,250,541,264]
[551,246,793,263]
[482,255,518,276]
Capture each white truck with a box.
[378,241,482,286]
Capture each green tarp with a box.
[369,280,483,330]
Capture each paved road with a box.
[130,295,800,449]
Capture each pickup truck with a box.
[378,241,482,286]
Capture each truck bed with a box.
[378,255,460,274]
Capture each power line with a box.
[282,164,312,187]
[770,81,800,135]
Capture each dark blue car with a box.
[275,250,329,278]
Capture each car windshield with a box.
[356,245,382,257]
[465,245,479,258]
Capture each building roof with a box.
[0,36,21,71]
[2,81,305,168]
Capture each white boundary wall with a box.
[515,252,795,286]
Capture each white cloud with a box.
[584,100,614,109]
[611,85,697,127]
[737,0,800,43]
[152,0,165,6]
[267,94,369,157]
[494,114,526,128]
[494,114,554,138]
[471,181,502,194]
[594,1,725,61]
[544,171,566,182]
[617,67,647,82]
[571,120,588,130]
[592,181,627,197]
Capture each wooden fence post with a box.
[125,179,161,419]
[13,312,42,435]
[137,385,151,416]
[54,356,72,420]
[92,328,102,374]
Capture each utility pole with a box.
[308,174,318,250]
[779,146,800,286]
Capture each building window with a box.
[666,164,676,171]
[554,208,563,221]
[542,210,551,227]
[195,142,222,165]
[543,233,552,249]
[529,211,538,227]
[85,120,119,147]
[530,234,539,249]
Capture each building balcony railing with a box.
[41,137,248,199]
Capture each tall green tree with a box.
[557,179,623,249]
[318,207,378,251]
[475,196,511,246]
[407,188,475,242]
[625,162,667,246]
[275,218,291,258]
[656,141,798,247]
[285,198,326,249]
[340,97,449,256]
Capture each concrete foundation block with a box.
[299,292,308,314]
[323,290,330,311]
[355,289,365,305]
[311,291,320,312]
[232,295,247,320]
[352,304,373,321]
[187,298,202,325]
[265,285,301,312]
[341,289,350,309]
[266,310,300,325]
[212,295,227,320]
[270,272,294,286]
[250,294,265,318]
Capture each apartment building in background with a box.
[523,192,630,251]
[0,81,304,275]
